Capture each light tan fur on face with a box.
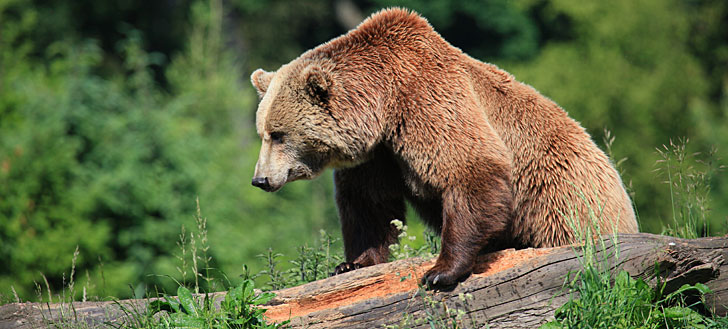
[251,61,374,191]
[252,67,286,190]
[254,67,283,137]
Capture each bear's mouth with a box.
[262,182,283,192]
[287,167,310,183]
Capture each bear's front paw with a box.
[332,262,363,276]
[422,264,469,290]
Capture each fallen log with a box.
[1,233,726,328]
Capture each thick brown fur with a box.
[250,8,638,287]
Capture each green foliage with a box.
[370,0,538,60]
[656,138,724,239]
[388,219,440,262]
[231,0,344,70]
[503,0,728,234]
[256,249,289,291]
[288,230,342,286]
[2,0,728,305]
[542,268,723,328]
[255,230,343,290]
[0,0,340,301]
[540,173,727,329]
[146,281,286,329]
[0,33,196,299]
[385,287,476,329]
[541,208,725,328]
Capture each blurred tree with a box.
[1,0,727,302]
[231,0,346,71]
[0,28,206,298]
[368,0,539,60]
[0,0,194,84]
[0,0,342,300]
[503,0,727,233]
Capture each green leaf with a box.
[227,283,243,303]
[242,279,255,301]
[163,295,181,313]
[615,270,632,287]
[663,306,695,319]
[177,286,199,316]
[690,283,712,295]
[169,314,206,328]
[252,292,275,305]
[664,283,714,302]
[148,300,174,314]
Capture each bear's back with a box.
[461,56,638,247]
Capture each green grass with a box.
[541,246,726,328]
[541,137,727,329]
[656,138,725,239]
[142,280,286,329]
[114,200,289,328]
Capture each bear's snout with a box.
[251,176,273,191]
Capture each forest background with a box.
[1,0,727,301]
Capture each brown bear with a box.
[250,8,638,287]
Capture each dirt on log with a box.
[1,233,726,329]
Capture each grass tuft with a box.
[543,135,726,329]
[655,138,724,238]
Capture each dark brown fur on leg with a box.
[423,175,514,288]
[333,149,406,275]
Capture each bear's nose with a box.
[251,177,271,190]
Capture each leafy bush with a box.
[147,281,286,329]
[542,268,723,328]
[0,0,340,301]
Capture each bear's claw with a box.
[332,262,363,276]
[422,267,464,290]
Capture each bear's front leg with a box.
[423,183,513,288]
[332,152,406,275]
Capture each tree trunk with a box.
[1,233,726,329]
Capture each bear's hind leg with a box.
[333,151,406,275]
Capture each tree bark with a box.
[1,233,726,329]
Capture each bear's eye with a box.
[269,131,285,144]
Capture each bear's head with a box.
[250,59,385,192]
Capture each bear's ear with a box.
[304,66,332,106]
[251,69,274,97]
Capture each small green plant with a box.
[655,138,724,238]
[388,219,440,261]
[384,285,478,329]
[603,128,637,210]
[383,220,476,329]
[289,230,343,285]
[130,201,288,328]
[192,197,215,293]
[541,267,724,329]
[147,279,286,329]
[255,229,345,290]
[256,249,289,291]
[388,219,419,260]
[603,128,629,182]
[541,183,725,328]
